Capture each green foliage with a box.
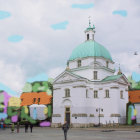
[128,106,132,125]
[7,107,19,117]
[4,118,11,124]
[32,83,41,92]
[23,78,53,93]
[42,81,49,91]
[128,76,140,90]
[0,94,4,102]
[48,78,54,84]
[0,108,4,112]
[22,83,32,92]
[48,82,53,91]
[20,107,36,124]
[48,105,52,118]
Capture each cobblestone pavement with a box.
[0,127,140,140]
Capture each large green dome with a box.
[69,40,113,61]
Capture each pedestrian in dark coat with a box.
[30,123,33,133]
[25,122,29,133]
[62,121,69,140]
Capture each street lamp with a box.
[96,108,103,126]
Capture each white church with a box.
[52,22,129,127]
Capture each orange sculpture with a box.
[129,90,140,103]
[20,92,52,106]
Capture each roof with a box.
[101,74,122,82]
[69,40,113,61]
[85,24,95,32]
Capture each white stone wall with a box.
[85,30,95,40]
[72,68,113,81]
[52,80,128,125]
[69,57,114,70]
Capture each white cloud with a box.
[113,52,140,76]
[0,0,139,92]
[48,67,65,79]
[0,60,25,95]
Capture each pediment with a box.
[117,75,129,85]
[53,71,84,84]
[118,78,126,83]
[57,74,77,82]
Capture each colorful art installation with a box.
[127,104,137,125]
[20,79,53,126]
[0,76,53,127]
[40,121,51,127]
[0,91,11,120]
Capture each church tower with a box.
[85,19,95,41]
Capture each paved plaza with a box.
[0,127,140,140]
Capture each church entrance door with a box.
[65,107,70,125]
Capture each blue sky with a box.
[51,21,69,30]
[8,35,23,42]
[71,3,94,9]
[27,73,48,83]
[0,11,11,20]
[112,10,127,17]
[0,0,139,94]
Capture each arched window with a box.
[65,89,70,97]
[87,34,89,40]
[105,90,109,98]
[94,90,98,98]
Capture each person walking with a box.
[3,123,6,130]
[1,120,4,129]
[62,121,69,140]
[17,122,20,133]
[11,123,15,133]
[25,122,29,133]
[30,123,33,133]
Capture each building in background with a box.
[52,22,129,127]
[127,75,140,124]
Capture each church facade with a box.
[52,22,129,127]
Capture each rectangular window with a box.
[92,34,94,40]
[86,89,88,98]
[94,90,98,98]
[105,90,109,98]
[93,71,97,80]
[67,61,69,67]
[33,98,36,104]
[65,89,70,97]
[65,107,70,112]
[106,61,109,68]
[120,91,123,99]
[38,98,40,104]
[77,60,81,67]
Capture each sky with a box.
[0,0,140,95]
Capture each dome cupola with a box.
[85,18,95,41]
[69,20,113,62]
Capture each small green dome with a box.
[69,40,113,61]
